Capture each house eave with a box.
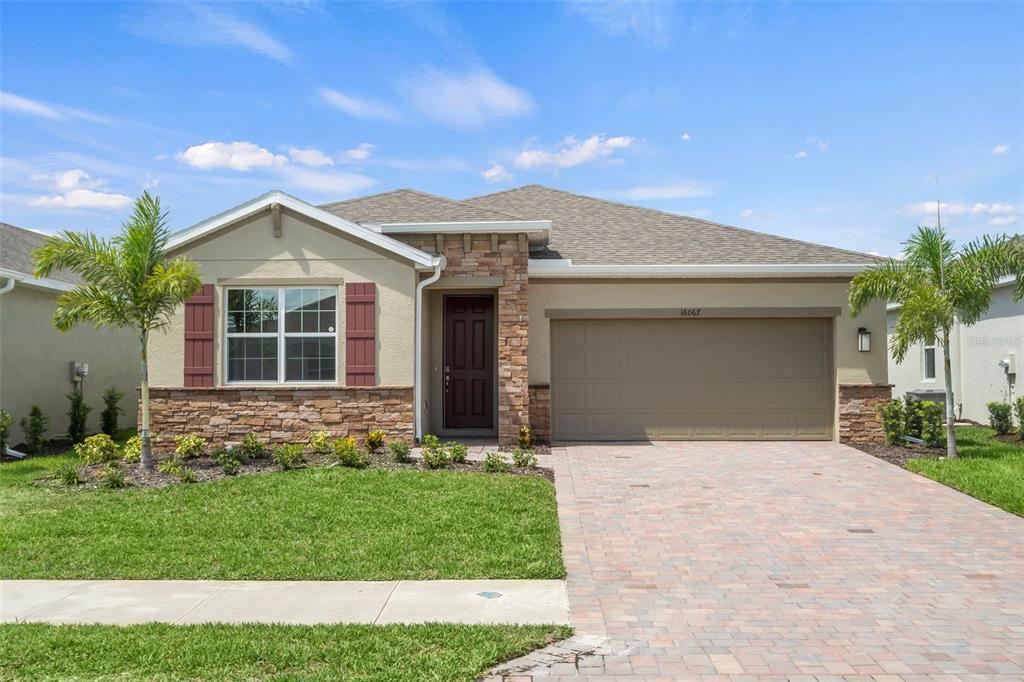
[0,267,76,292]
[528,259,869,279]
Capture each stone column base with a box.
[528,385,551,444]
[838,384,893,444]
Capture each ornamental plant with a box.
[512,447,538,468]
[987,401,1013,435]
[66,387,91,444]
[365,430,385,453]
[388,440,412,463]
[308,430,331,454]
[272,443,305,470]
[876,399,906,446]
[100,462,127,489]
[0,409,12,456]
[75,433,120,465]
[517,425,532,450]
[236,432,263,460]
[483,451,508,474]
[20,405,48,455]
[174,433,205,459]
[1015,397,1024,440]
[100,387,124,436]
[917,401,944,447]
[54,461,82,486]
[122,436,142,463]
[446,441,468,464]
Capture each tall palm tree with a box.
[34,193,201,470]
[849,226,1023,457]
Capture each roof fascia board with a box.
[372,220,552,235]
[0,267,76,292]
[528,260,869,278]
[168,190,440,269]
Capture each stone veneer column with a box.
[528,385,551,444]
[837,384,892,444]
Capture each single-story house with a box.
[0,222,140,446]
[888,276,1021,422]
[147,185,889,447]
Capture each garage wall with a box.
[528,279,888,386]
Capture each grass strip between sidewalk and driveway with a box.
[0,622,571,682]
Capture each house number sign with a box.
[679,308,703,317]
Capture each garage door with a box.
[550,318,833,440]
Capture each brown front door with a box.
[444,295,495,429]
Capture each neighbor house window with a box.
[923,339,936,380]
[225,287,337,383]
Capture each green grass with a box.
[0,453,563,580]
[0,622,571,681]
[906,426,1024,516]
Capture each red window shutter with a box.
[346,282,376,386]
[183,284,215,387]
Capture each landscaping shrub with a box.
[176,465,197,483]
[332,437,369,468]
[0,409,12,455]
[518,425,532,450]
[237,432,264,460]
[100,387,123,436]
[388,440,412,463]
[74,433,120,465]
[512,447,538,468]
[483,451,508,473]
[20,405,48,455]
[218,455,241,476]
[308,430,331,454]
[54,461,82,486]
[66,387,91,444]
[877,399,906,445]
[918,400,944,447]
[122,436,142,463]
[904,400,924,439]
[422,441,451,469]
[365,430,385,453]
[988,401,1013,435]
[272,443,305,470]
[174,433,205,459]
[1014,397,1024,440]
[446,441,468,464]
[158,458,196,482]
[100,462,127,489]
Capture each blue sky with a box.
[1,1,1021,257]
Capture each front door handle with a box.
[444,366,450,392]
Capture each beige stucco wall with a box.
[0,282,140,441]
[148,211,418,388]
[528,279,888,386]
[888,284,1022,422]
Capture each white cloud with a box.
[178,141,287,171]
[993,144,1010,155]
[679,132,691,141]
[341,143,375,163]
[807,136,830,152]
[287,147,334,167]
[568,0,673,46]
[793,150,809,159]
[990,216,1019,227]
[515,134,634,171]
[403,68,533,129]
[904,201,1018,218]
[0,91,61,119]
[481,164,513,184]
[611,180,714,200]
[276,165,375,195]
[26,169,131,210]
[740,209,756,219]
[971,202,1016,215]
[318,88,401,121]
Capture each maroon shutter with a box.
[346,282,376,386]
[183,284,215,387]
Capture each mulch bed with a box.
[993,432,1024,445]
[851,441,947,468]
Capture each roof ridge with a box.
[322,188,525,222]
[470,184,878,262]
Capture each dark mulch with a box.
[993,432,1024,445]
[852,441,947,468]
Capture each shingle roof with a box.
[462,185,877,265]
[320,189,523,224]
[0,222,79,284]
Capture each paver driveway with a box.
[492,441,1023,681]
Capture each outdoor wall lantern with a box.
[857,327,871,352]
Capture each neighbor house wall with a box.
[0,283,140,443]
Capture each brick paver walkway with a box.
[489,441,1023,681]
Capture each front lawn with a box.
[0,622,570,681]
[0,452,563,580]
[906,426,1024,516]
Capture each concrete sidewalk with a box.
[1,579,568,626]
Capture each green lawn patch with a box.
[0,622,570,681]
[906,426,1024,516]
[0,453,563,580]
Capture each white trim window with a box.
[225,287,338,384]
[922,338,936,381]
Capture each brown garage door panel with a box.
[551,319,834,441]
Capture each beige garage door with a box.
[551,318,834,440]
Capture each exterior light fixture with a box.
[857,327,871,352]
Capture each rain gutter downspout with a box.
[0,277,13,456]
[414,256,445,442]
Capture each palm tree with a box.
[849,226,1023,457]
[34,193,201,470]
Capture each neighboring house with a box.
[0,222,140,445]
[888,278,1022,423]
[146,185,889,447]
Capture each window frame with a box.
[223,286,339,386]
[922,339,937,381]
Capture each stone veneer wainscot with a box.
[838,384,892,444]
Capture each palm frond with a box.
[33,231,121,285]
[948,234,1021,324]
[848,258,915,317]
[902,225,953,285]
[52,286,131,332]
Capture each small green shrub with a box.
[904,400,924,439]
[988,401,1013,435]
[918,400,944,447]
[483,451,508,474]
[308,430,331,454]
[446,441,468,464]
[388,440,412,463]
[0,409,12,455]
[512,447,538,468]
[421,443,451,469]
[158,458,182,476]
[366,430,386,452]
[332,437,369,468]
[877,399,906,445]
[66,387,91,444]
[54,461,82,486]
[20,405,48,455]
[122,436,142,463]
[219,456,241,476]
[237,432,264,460]
[518,425,532,450]
[176,465,197,483]
[100,387,124,436]
[1015,397,1024,440]
[332,436,357,460]
[100,462,127,489]
[174,433,205,459]
[272,443,305,470]
[74,433,120,465]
